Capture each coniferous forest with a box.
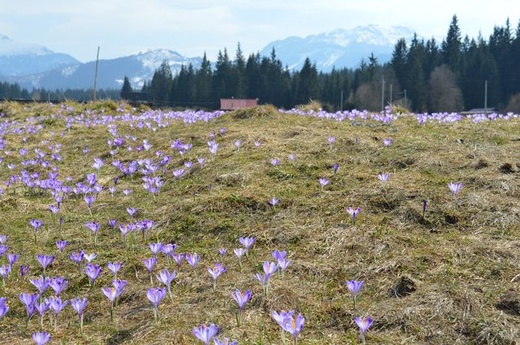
[132,16,520,113]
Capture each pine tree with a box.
[442,15,463,76]
[120,76,133,100]
[150,60,173,106]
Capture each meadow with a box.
[0,101,519,344]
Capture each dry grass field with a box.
[0,101,520,344]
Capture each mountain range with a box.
[0,25,416,91]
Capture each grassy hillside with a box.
[0,101,519,344]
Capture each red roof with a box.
[220,99,257,110]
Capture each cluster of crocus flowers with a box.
[272,250,291,279]
[272,310,305,345]
[254,261,278,296]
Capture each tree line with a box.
[125,15,520,113]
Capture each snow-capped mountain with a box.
[260,24,417,71]
[0,35,79,76]
[35,49,202,90]
[0,40,201,90]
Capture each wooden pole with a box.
[92,46,100,102]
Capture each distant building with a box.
[460,108,496,115]
[220,98,257,110]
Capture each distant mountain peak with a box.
[0,34,79,78]
[261,24,417,71]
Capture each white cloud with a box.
[0,1,518,62]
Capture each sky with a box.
[0,0,518,63]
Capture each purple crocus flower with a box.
[268,197,280,207]
[30,276,50,294]
[231,288,252,326]
[233,248,246,269]
[207,263,227,290]
[346,207,361,226]
[20,264,30,278]
[263,261,278,276]
[0,297,9,318]
[35,300,49,327]
[0,244,8,257]
[18,292,38,320]
[7,253,18,267]
[280,312,305,344]
[92,157,104,170]
[149,242,163,257]
[238,236,255,250]
[377,172,390,185]
[172,168,186,179]
[147,287,166,321]
[193,323,220,345]
[270,158,280,166]
[143,257,157,285]
[172,252,185,268]
[46,295,68,321]
[161,243,176,257]
[318,177,329,189]
[186,253,201,268]
[126,207,138,217]
[448,182,462,196]
[102,280,126,321]
[30,219,44,232]
[0,265,10,281]
[84,195,95,209]
[69,250,85,268]
[48,204,60,216]
[32,330,51,345]
[332,163,339,174]
[49,276,68,296]
[143,257,157,273]
[383,138,393,147]
[354,316,373,345]
[346,280,364,308]
[218,248,227,256]
[70,297,88,333]
[37,254,55,274]
[84,221,101,244]
[55,240,69,252]
[254,272,272,296]
[84,263,102,286]
[107,262,123,279]
[156,269,176,301]
[276,258,292,278]
[214,338,237,345]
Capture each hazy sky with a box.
[1,0,518,62]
